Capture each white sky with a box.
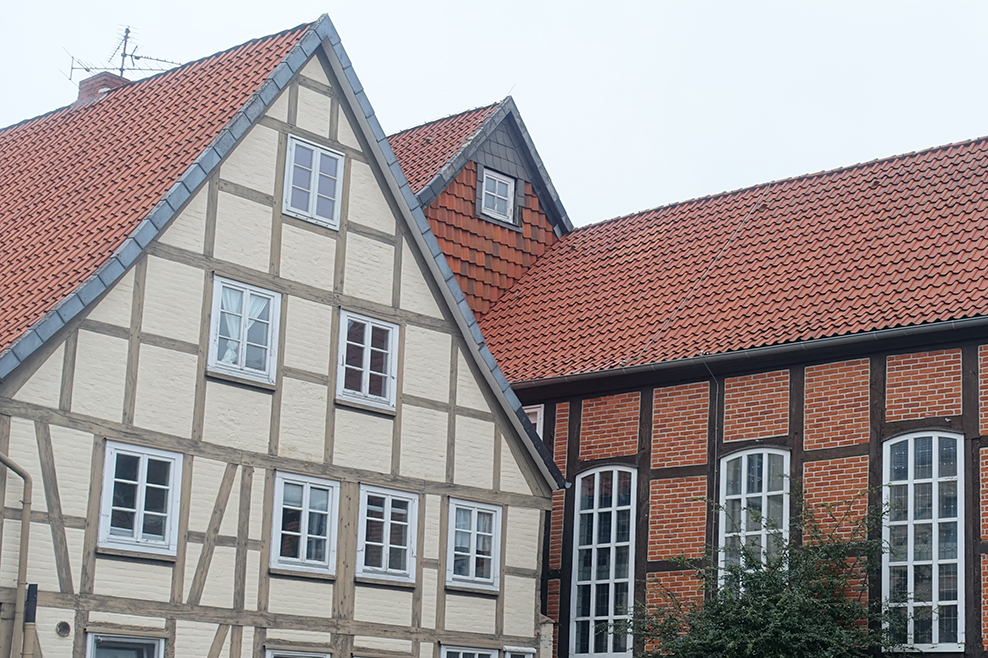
[4,1,988,227]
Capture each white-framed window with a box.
[442,647,497,658]
[336,310,399,410]
[719,448,790,569]
[447,499,502,590]
[207,276,281,385]
[356,485,418,582]
[283,136,344,229]
[271,472,340,575]
[87,633,164,657]
[98,441,183,556]
[883,431,964,651]
[523,404,544,438]
[480,168,515,223]
[265,651,330,658]
[502,647,536,658]
[571,466,635,657]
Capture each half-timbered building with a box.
[0,15,563,658]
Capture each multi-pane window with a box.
[272,473,340,574]
[719,449,790,568]
[283,136,344,229]
[208,277,281,384]
[336,310,398,409]
[356,485,417,582]
[883,432,964,651]
[571,467,635,656]
[447,499,501,590]
[88,634,163,658]
[480,169,515,223]
[442,648,496,658]
[98,442,182,556]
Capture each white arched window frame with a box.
[882,431,964,652]
[570,466,636,658]
[718,448,790,569]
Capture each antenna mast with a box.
[65,26,180,81]
[119,27,130,77]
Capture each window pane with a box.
[142,513,165,538]
[767,453,785,491]
[889,441,908,481]
[476,510,493,534]
[318,173,337,198]
[292,164,311,190]
[939,563,958,600]
[495,197,507,214]
[220,286,243,314]
[746,453,763,493]
[290,188,310,211]
[245,345,266,371]
[614,545,629,579]
[371,326,389,350]
[724,535,741,566]
[580,475,595,510]
[113,481,137,510]
[914,564,932,601]
[368,373,386,398]
[391,500,408,523]
[595,582,610,616]
[939,438,957,477]
[745,497,762,531]
[455,507,472,530]
[115,454,140,482]
[497,181,509,197]
[344,367,363,392]
[454,530,470,553]
[485,177,496,193]
[347,319,366,343]
[217,338,239,365]
[318,152,338,177]
[249,295,269,322]
[454,554,469,576]
[389,546,406,571]
[889,484,908,521]
[575,620,590,654]
[364,543,382,568]
[914,606,932,644]
[617,471,632,506]
[218,313,240,339]
[475,555,491,579]
[476,534,492,557]
[280,532,299,559]
[315,196,335,219]
[308,512,327,538]
[484,193,496,211]
[577,548,592,580]
[596,547,610,580]
[767,494,784,528]
[144,487,167,514]
[146,459,170,486]
[914,523,932,561]
[110,510,135,534]
[281,507,301,534]
[369,349,386,374]
[579,513,593,546]
[246,319,268,345]
[939,481,958,518]
[593,621,608,653]
[889,525,908,560]
[889,565,908,602]
[345,343,363,367]
[939,521,958,559]
[390,522,407,548]
[914,436,933,479]
[294,144,313,169]
[914,482,932,520]
[726,457,741,495]
[599,471,612,509]
[615,509,630,543]
[309,487,329,512]
[92,637,158,658]
[283,483,303,507]
[613,629,628,653]
[614,581,629,615]
[307,537,326,562]
[597,511,611,544]
[365,518,383,543]
[939,604,958,643]
[725,499,741,534]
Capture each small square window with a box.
[356,485,418,582]
[446,499,502,590]
[271,473,340,575]
[336,310,399,410]
[479,169,516,224]
[283,136,344,230]
[98,442,183,556]
[207,276,281,385]
[442,647,497,658]
[523,404,544,438]
[88,634,164,658]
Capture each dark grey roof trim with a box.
[0,16,338,382]
[413,97,574,237]
[319,21,565,490]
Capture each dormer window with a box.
[480,168,515,223]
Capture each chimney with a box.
[74,71,129,108]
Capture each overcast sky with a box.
[4,1,988,227]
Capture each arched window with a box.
[571,466,636,657]
[718,448,790,568]
[883,432,964,650]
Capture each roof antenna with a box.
[66,26,181,81]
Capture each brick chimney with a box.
[74,71,129,108]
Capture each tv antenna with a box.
[65,26,181,81]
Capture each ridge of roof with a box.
[387,101,500,140]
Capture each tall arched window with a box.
[718,448,790,569]
[883,432,964,650]
[571,466,636,657]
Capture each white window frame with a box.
[480,168,516,223]
[441,647,497,658]
[523,404,544,438]
[271,472,341,575]
[718,448,791,571]
[282,135,345,230]
[98,441,183,556]
[356,485,418,583]
[336,310,399,410]
[87,633,164,657]
[265,651,330,658]
[882,431,964,652]
[571,466,636,658]
[207,276,281,385]
[502,647,536,658]
[446,498,502,591]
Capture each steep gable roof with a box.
[480,137,988,384]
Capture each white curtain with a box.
[220,287,242,364]
[246,294,270,344]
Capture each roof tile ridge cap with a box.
[386,101,500,139]
[0,19,320,381]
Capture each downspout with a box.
[0,452,32,658]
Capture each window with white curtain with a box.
[271,472,340,575]
[571,466,635,657]
[283,136,344,229]
[718,448,790,570]
[446,498,501,590]
[207,276,281,384]
[336,310,398,410]
[883,431,964,651]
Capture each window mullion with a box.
[238,290,250,368]
[300,482,311,562]
[469,508,478,579]
[134,454,148,541]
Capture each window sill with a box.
[206,368,277,391]
[269,566,335,582]
[477,212,523,233]
[445,582,500,597]
[335,396,397,417]
[96,544,177,564]
[354,574,416,589]
[282,207,340,232]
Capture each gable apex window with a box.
[336,310,399,410]
[207,277,281,385]
[283,136,344,230]
[479,167,516,224]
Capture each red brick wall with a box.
[885,349,962,422]
[549,403,569,571]
[645,570,702,607]
[802,455,870,540]
[547,577,561,654]
[982,449,988,541]
[580,392,640,461]
[424,162,559,318]
[804,359,870,450]
[554,402,569,476]
[980,346,988,434]
[723,370,789,441]
[648,477,707,560]
[652,382,708,468]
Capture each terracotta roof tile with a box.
[0,24,308,354]
[480,138,988,383]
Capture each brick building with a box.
[390,112,988,655]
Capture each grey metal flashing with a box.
[411,97,574,237]
[318,25,564,490]
[0,15,336,385]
